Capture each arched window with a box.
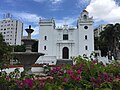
[62,47,69,59]
[85,46,88,50]
[44,46,46,50]
[44,36,47,40]
[85,35,87,40]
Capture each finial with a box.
[29,25,31,29]
[25,25,34,39]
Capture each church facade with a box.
[37,10,94,65]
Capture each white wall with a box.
[37,11,94,65]
[0,18,23,45]
[77,11,94,57]
[16,20,23,45]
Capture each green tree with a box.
[13,40,38,52]
[100,24,114,51]
[0,34,12,70]
[99,23,120,59]
[94,36,108,56]
[13,45,26,52]
[32,40,38,52]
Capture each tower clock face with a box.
[84,26,88,29]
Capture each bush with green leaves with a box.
[0,34,12,71]
[0,55,120,90]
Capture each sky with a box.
[0,0,120,39]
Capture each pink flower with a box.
[103,72,108,78]
[16,80,23,88]
[67,70,73,74]
[53,67,57,71]
[118,64,120,68]
[115,75,120,80]
[76,69,82,74]
[90,65,93,70]
[6,75,10,81]
[70,74,76,80]
[56,67,61,71]
[72,65,77,69]
[64,78,68,82]
[92,60,97,64]
[91,77,101,88]
[4,64,7,68]
[91,77,96,82]
[80,64,84,68]
[76,75,81,80]
[40,81,44,88]
[24,79,34,88]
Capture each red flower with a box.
[76,69,82,74]
[40,81,44,88]
[76,75,81,80]
[63,78,68,82]
[72,65,77,69]
[92,60,97,64]
[24,79,34,88]
[16,80,23,88]
[67,70,73,74]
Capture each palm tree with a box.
[113,23,120,59]
[99,23,120,60]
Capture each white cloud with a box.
[23,24,39,39]
[55,17,77,27]
[33,0,63,11]
[13,12,42,23]
[11,12,44,39]
[76,0,91,9]
[49,4,62,11]
[86,0,120,23]
[50,0,63,4]
[49,0,64,11]
[31,26,39,36]
[33,0,63,4]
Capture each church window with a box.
[44,46,46,50]
[83,15,87,19]
[85,35,87,40]
[84,26,88,29]
[85,46,88,50]
[44,36,47,40]
[63,34,68,40]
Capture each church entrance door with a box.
[62,47,69,59]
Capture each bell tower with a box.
[77,10,94,57]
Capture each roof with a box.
[56,60,73,65]
[83,10,88,13]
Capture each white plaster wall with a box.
[38,20,57,64]
[78,23,94,57]
[72,29,79,56]
[16,21,23,45]
[39,25,54,56]
[0,19,23,45]
[36,56,56,65]
[37,11,94,64]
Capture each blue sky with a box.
[0,0,120,39]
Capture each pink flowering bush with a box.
[0,55,120,90]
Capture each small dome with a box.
[83,10,88,13]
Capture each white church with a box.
[36,10,94,65]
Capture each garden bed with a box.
[0,56,120,90]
